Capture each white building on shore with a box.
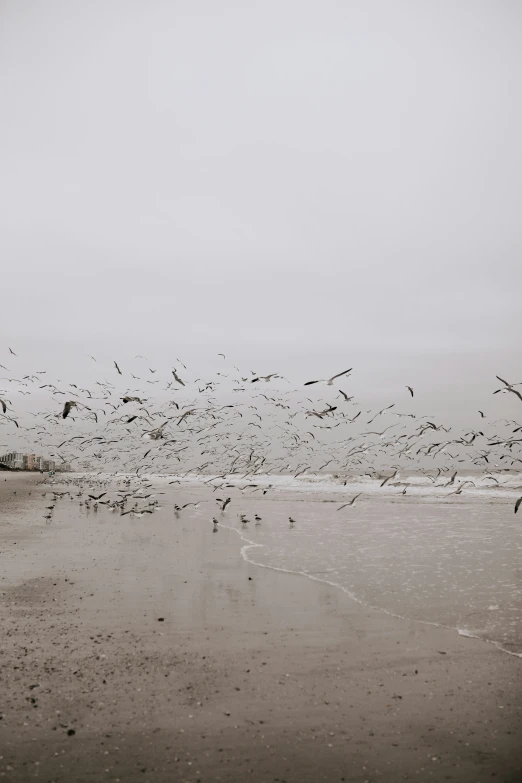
[0,452,25,470]
[0,453,57,471]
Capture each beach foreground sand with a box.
[0,473,521,782]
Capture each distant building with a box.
[0,452,57,471]
[0,452,24,470]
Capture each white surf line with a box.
[218,522,522,660]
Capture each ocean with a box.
[76,470,522,656]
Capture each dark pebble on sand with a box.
[158,617,164,622]
[67,729,76,736]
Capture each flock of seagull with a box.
[1,350,522,516]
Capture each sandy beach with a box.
[1,473,521,783]
[3,1,522,780]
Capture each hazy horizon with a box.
[2,0,522,428]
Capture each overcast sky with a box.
[1,1,521,421]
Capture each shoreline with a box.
[0,475,521,782]
[222,522,522,660]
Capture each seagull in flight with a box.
[338,390,353,401]
[446,481,474,496]
[380,469,398,487]
[62,400,77,419]
[250,374,279,383]
[337,494,361,510]
[114,361,122,375]
[406,386,414,397]
[172,368,185,386]
[367,404,395,424]
[493,376,522,402]
[304,369,352,386]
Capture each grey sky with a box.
[1,0,521,424]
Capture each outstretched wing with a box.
[330,368,352,381]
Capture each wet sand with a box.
[1,474,521,783]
